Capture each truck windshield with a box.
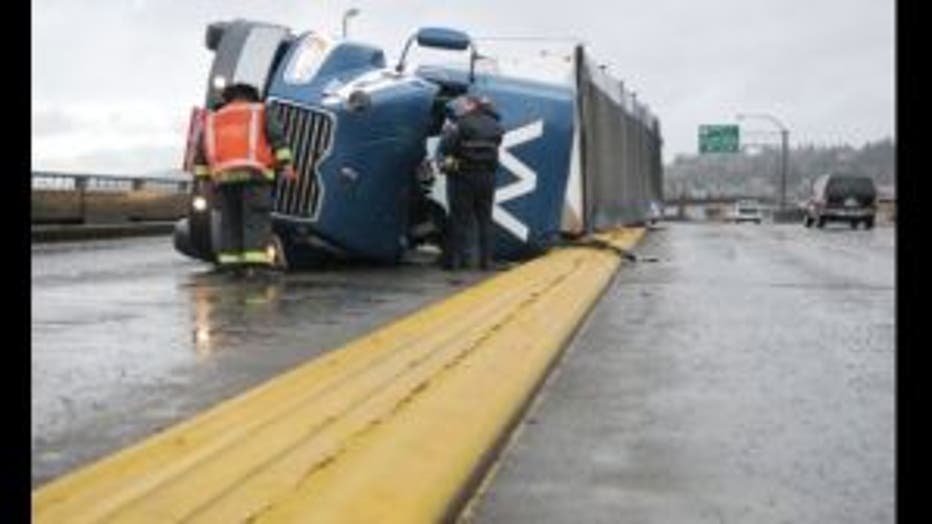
[284,34,332,84]
[205,23,289,108]
[233,26,288,91]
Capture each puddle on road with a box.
[178,260,490,362]
[33,240,498,486]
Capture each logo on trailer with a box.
[494,119,543,242]
[428,119,544,242]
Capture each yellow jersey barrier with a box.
[33,228,645,523]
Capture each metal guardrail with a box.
[663,193,781,204]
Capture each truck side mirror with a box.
[395,26,479,82]
[206,22,230,51]
[415,27,471,50]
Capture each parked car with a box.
[803,173,877,229]
[648,201,662,225]
[730,199,763,224]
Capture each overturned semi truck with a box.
[173,20,663,269]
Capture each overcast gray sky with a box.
[32,0,894,174]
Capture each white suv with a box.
[731,200,763,224]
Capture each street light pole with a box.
[342,8,360,38]
[736,112,790,211]
[780,127,788,212]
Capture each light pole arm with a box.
[736,112,791,212]
[736,112,787,132]
[342,8,360,38]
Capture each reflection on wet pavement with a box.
[32,236,489,486]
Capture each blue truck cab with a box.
[174,20,576,269]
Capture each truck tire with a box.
[817,216,826,228]
[865,217,875,230]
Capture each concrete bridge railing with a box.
[31,172,191,225]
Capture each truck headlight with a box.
[346,90,371,112]
[193,196,208,212]
[213,75,227,91]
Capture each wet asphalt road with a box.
[31,236,488,487]
[472,223,895,523]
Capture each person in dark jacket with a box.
[437,95,505,270]
[192,83,296,272]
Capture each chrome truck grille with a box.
[267,100,335,219]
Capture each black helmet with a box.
[221,83,261,104]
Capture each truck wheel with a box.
[804,216,813,228]
[865,217,875,230]
[850,220,859,229]
[817,217,826,228]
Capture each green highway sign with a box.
[699,124,740,153]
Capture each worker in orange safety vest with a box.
[192,83,296,271]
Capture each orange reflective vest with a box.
[204,102,276,179]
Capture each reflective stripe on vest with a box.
[204,102,276,179]
[248,105,259,165]
[461,139,499,149]
[212,168,275,183]
[275,148,292,162]
[241,250,272,264]
[217,252,243,265]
